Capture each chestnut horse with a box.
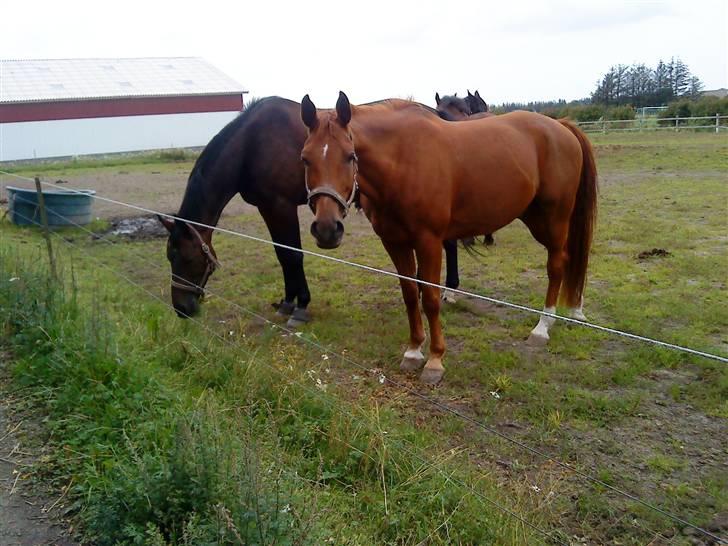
[300,92,597,384]
[158,96,473,326]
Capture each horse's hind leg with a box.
[527,246,566,345]
[522,212,569,346]
[259,205,311,328]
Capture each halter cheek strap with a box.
[170,223,221,296]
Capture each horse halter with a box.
[305,153,359,217]
[170,223,221,297]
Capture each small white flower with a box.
[379,374,386,384]
[229,330,234,336]
[280,504,291,513]
[321,354,329,360]
[490,391,501,400]
[530,485,541,493]
[218,320,226,324]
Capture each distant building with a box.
[701,88,728,98]
[0,57,247,161]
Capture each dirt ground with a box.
[0,356,77,546]
[0,167,256,221]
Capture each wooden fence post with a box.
[34,176,57,280]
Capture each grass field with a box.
[1,131,727,545]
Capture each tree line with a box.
[492,58,722,122]
[591,58,703,107]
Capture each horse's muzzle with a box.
[173,295,200,318]
[311,220,344,249]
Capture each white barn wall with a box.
[0,111,240,161]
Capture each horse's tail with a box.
[559,119,598,308]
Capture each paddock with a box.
[0,130,726,545]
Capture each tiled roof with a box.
[0,57,246,104]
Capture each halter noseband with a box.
[305,153,359,217]
[170,222,221,296]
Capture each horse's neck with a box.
[178,168,239,227]
[352,113,411,205]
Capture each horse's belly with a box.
[447,178,536,239]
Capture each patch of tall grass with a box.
[0,239,537,545]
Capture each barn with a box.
[0,57,247,161]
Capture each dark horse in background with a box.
[436,90,493,121]
[159,96,478,326]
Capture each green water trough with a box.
[6,186,96,227]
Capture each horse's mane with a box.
[179,97,270,218]
[190,96,267,177]
[437,95,470,112]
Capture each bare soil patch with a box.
[0,354,77,546]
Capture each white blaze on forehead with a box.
[322,143,329,158]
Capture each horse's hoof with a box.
[441,290,457,304]
[400,355,425,372]
[420,364,444,385]
[273,300,295,317]
[286,307,310,328]
[569,310,587,321]
[526,332,549,346]
[483,234,495,246]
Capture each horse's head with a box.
[300,92,358,250]
[435,92,472,121]
[465,90,488,114]
[158,216,220,317]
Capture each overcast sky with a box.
[2,0,726,107]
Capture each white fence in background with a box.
[577,113,726,133]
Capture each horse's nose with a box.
[311,220,344,249]
[173,296,200,318]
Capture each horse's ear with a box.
[474,90,481,98]
[336,91,352,126]
[301,94,318,130]
[435,92,441,105]
[467,89,473,97]
[158,214,174,233]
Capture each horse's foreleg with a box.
[442,239,459,303]
[528,246,566,346]
[382,241,426,372]
[415,239,446,384]
[259,205,311,327]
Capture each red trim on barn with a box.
[0,94,244,123]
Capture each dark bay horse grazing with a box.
[158,96,469,326]
[300,93,597,384]
[159,97,313,327]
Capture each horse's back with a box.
[225,97,308,206]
